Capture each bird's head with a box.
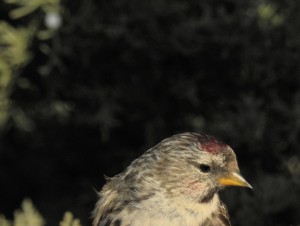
[151,132,252,202]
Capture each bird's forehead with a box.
[210,147,237,169]
[196,134,228,155]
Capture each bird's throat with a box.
[199,189,217,203]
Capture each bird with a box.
[92,132,252,226]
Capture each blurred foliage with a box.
[286,156,300,176]
[0,0,61,131]
[0,199,81,226]
[5,0,60,19]
[257,3,284,28]
[13,199,45,226]
[59,212,81,226]
[0,21,32,66]
[0,21,32,128]
[0,0,300,225]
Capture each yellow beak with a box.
[218,172,252,189]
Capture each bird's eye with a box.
[199,164,211,173]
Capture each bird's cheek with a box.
[184,181,205,196]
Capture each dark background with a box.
[0,0,300,225]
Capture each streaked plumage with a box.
[93,132,252,226]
